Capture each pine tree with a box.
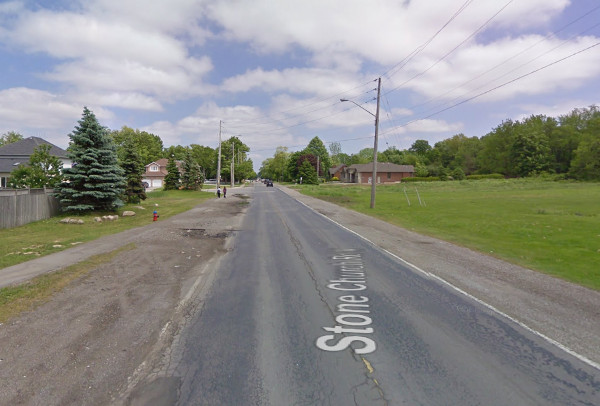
[163,156,180,190]
[120,138,147,203]
[55,107,125,212]
[181,150,203,190]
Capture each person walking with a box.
[223,186,227,198]
[216,186,221,198]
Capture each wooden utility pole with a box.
[231,142,235,188]
[217,120,222,189]
[370,77,381,209]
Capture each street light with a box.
[340,77,381,208]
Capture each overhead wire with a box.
[379,40,600,138]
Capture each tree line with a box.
[3,107,256,212]
[260,105,600,182]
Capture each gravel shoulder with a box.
[0,184,598,405]
[0,191,249,405]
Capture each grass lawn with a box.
[295,179,600,291]
[0,189,213,269]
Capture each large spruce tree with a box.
[56,107,125,212]
[163,156,181,190]
[120,138,147,204]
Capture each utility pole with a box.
[217,120,222,189]
[340,77,381,208]
[371,77,381,209]
[231,142,235,188]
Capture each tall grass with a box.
[297,179,600,290]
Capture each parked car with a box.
[266,180,273,187]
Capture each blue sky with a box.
[1,0,599,171]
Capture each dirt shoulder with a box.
[279,186,600,369]
[0,191,249,405]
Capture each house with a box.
[142,158,182,189]
[0,137,71,188]
[341,162,414,184]
[329,164,346,180]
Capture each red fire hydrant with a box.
[153,210,159,221]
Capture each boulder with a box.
[122,211,136,217]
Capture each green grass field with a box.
[296,179,600,290]
[0,189,214,269]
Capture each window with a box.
[150,165,159,172]
[387,172,392,179]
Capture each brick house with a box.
[142,158,183,189]
[329,164,346,180]
[341,162,414,184]
[0,137,71,188]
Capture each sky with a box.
[1,0,599,172]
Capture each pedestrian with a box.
[223,186,227,198]
[217,186,221,198]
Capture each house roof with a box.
[143,158,183,178]
[347,162,415,173]
[0,137,67,158]
[329,164,346,175]
[0,137,68,173]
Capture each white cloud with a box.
[0,87,111,129]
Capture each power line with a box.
[382,0,476,80]
[384,0,515,96]
[380,40,600,138]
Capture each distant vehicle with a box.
[266,180,273,187]
[205,179,217,184]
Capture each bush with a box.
[466,174,504,180]
[451,168,466,180]
[331,176,339,181]
[403,176,441,182]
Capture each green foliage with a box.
[409,139,432,157]
[402,176,441,182]
[510,117,552,177]
[55,107,125,212]
[466,174,504,180]
[0,131,23,147]
[569,134,600,180]
[217,136,253,183]
[189,144,216,179]
[181,150,204,190]
[305,136,330,177]
[298,159,319,184]
[451,167,466,180]
[8,144,62,188]
[163,156,180,190]
[110,126,163,166]
[119,138,146,204]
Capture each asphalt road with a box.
[152,184,599,406]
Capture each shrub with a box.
[403,176,441,182]
[466,174,504,180]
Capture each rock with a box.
[122,211,136,217]
[133,206,146,210]
[60,218,84,224]
[102,215,118,221]
[94,217,102,222]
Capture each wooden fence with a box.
[0,188,60,229]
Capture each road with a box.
[129,183,599,405]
